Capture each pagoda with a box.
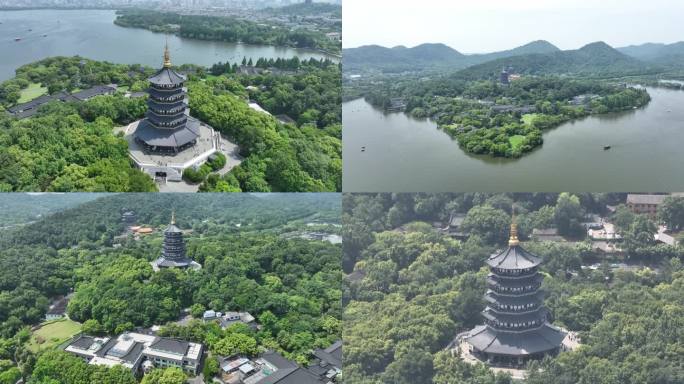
[462,215,566,366]
[151,211,201,271]
[134,42,200,153]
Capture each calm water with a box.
[343,87,684,192]
[0,9,333,81]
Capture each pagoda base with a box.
[457,324,565,369]
[151,257,202,272]
[123,118,219,182]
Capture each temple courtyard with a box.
[115,121,242,192]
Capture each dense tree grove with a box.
[114,9,341,54]
[343,193,683,384]
[0,193,341,382]
[188,68,341,192]
[28,350,137,384]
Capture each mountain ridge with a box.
[345,40,668,76]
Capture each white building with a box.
[65,332,203,375]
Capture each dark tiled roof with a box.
[154,257,193,268]
[120,342,145,364]
[262,351,298,370]
[95,338,119,358]
[626,194,668,205]
[70,335,96,350]
[486,245,542,270]
[260,368,322,384]
[485,290,545,307]
[467,324,566,356]
[313,341,342,369]
[165,224,183,234]
[148,87,186,101]
[150,338,189,355]
[482,307,548,324]
[147,98,187,112]
[72,85,116,101]
[148,68,186,86]
[135,116,200,148]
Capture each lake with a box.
[0,9,333,81]
[343,87,684,192]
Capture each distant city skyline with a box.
[343,0,684,52]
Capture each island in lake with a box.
[345,40,675,158]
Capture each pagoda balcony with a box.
[150,94,186,103]
[483,318,546,332]
[150,83,185,91]
[148,107,187,117]
[482,308,548,331]
[488,270,538,280]
[491,266,538,277]
[487,274,542,287]
[147,98,188,110]
[148,88,187,100]
[485,295,542,313]
[485,289,545,303]
[487,279,542,295]
[485,303,541,315]
[146,119,188,130]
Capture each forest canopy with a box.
[0,193,341,383]
[343,193,684,384]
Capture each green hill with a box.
[343,40,561,73]
[456,41,659,79]
[343,43,466,72]
[618,41,684,67]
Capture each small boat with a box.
[603,145,611,150]
[14,37,21,41]
[43,34,48,37]
[361,146,366,152]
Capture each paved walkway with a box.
[115,123,243,193]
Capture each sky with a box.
[343,0,684,52]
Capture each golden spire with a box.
[163,37,172,68]
[171,209,176,225]
[509,205,519,247]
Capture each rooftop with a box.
[626,194,668,205]
[466,324,566,356]
[148,67,186,86]
[486,245,542,270]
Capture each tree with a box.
[202,356,219,383]
[554,193,584,237]
[213,333,259,357]
[612,204,636,231]
[623,215,657,259]
[190,303,206,319]
[462,205,510,245]
[658,196,684,231]
[140,368,187,384]
[81,319,104,335]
